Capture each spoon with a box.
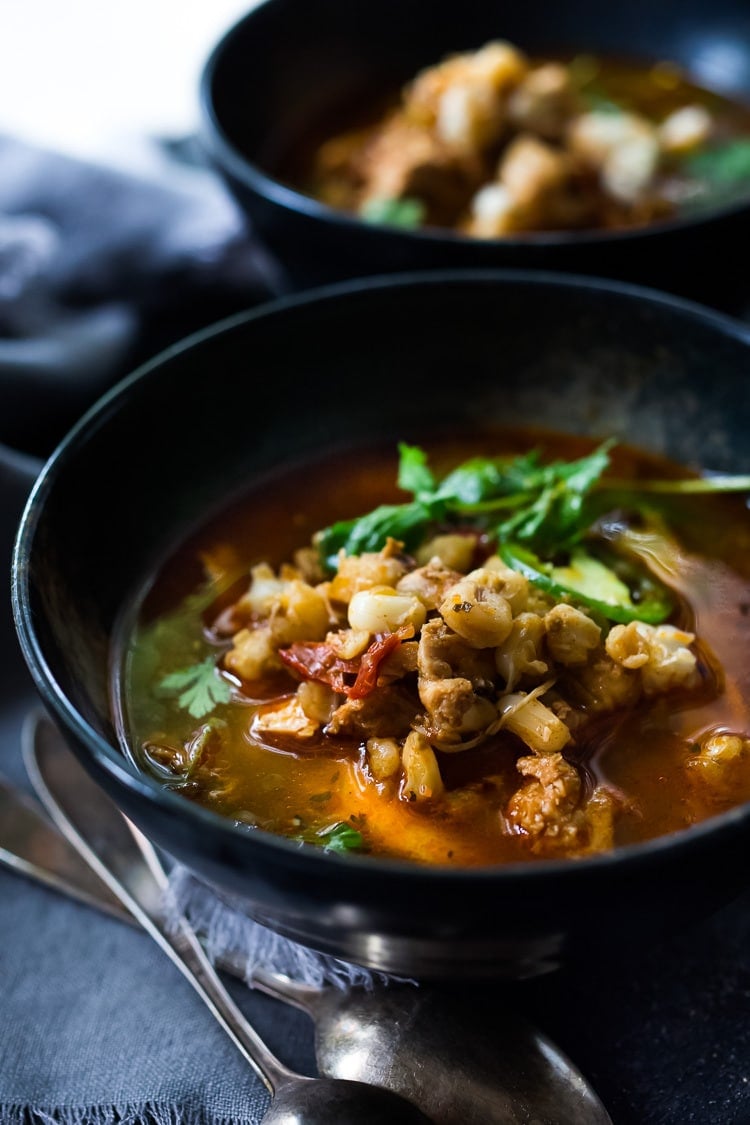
[25,715,612,1124]
[25,724,432,1125]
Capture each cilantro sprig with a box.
[316,440,615,571]
[315,440,750,627]
[158,656,232,719]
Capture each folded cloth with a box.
[0,134,285,456]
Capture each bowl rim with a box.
[199,0,750,250]
[12,267,750,889]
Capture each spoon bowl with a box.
[252,970,610,1124]
[265,1077,436,1124]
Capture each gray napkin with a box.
[0,134,284,456]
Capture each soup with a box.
[285,40,750,236]
[115,432,750,866]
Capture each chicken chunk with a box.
[506,752,582,838]
[508,63,580,140]
[326,685,419,739]
[357,116,484,226]
[417,617,496,690]
[418,675,497,744]
[225,625,280,681]
[507,754,617,854]
[252,697,319,741]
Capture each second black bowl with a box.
[201,0,750,305]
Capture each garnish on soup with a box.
[117,434,750,865]
[290,40,750,235]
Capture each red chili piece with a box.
[280,626,412,699]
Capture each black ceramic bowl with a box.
[12,272,750,978]
[201,0,750,305]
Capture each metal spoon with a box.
[250,969,611,1125]
[24,715,612,1124]
[25,725,432,1125]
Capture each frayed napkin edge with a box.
[166,866,415,991]
[2,1103,264,1125]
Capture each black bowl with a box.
[201,0,750,306]
[12,272,750,978]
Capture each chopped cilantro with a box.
[685,139,750,185]
[158,656,231,719]
[318,821,365,854]
[360,196,426,229]
[317,440,615,571]
[397,442,437,497]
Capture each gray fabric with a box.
[166,869,393,993]
[0,134,284,457]
[0,870,273,1123]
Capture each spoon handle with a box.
[25,717,295,1096]
[251,967,323,1014]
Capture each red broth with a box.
[115,432,750,866]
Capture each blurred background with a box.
[0,0,257,160]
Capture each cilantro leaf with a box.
[397,442,436,497]
[437,450,543,505]
[495,441,614,553]
[685,139,750,185]
[316,500,438,572]
[360,196,426,228]
[158,656,231,719]
[318,821,365,854]
[316,441,613,571]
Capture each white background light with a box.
[0,0,261,158]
